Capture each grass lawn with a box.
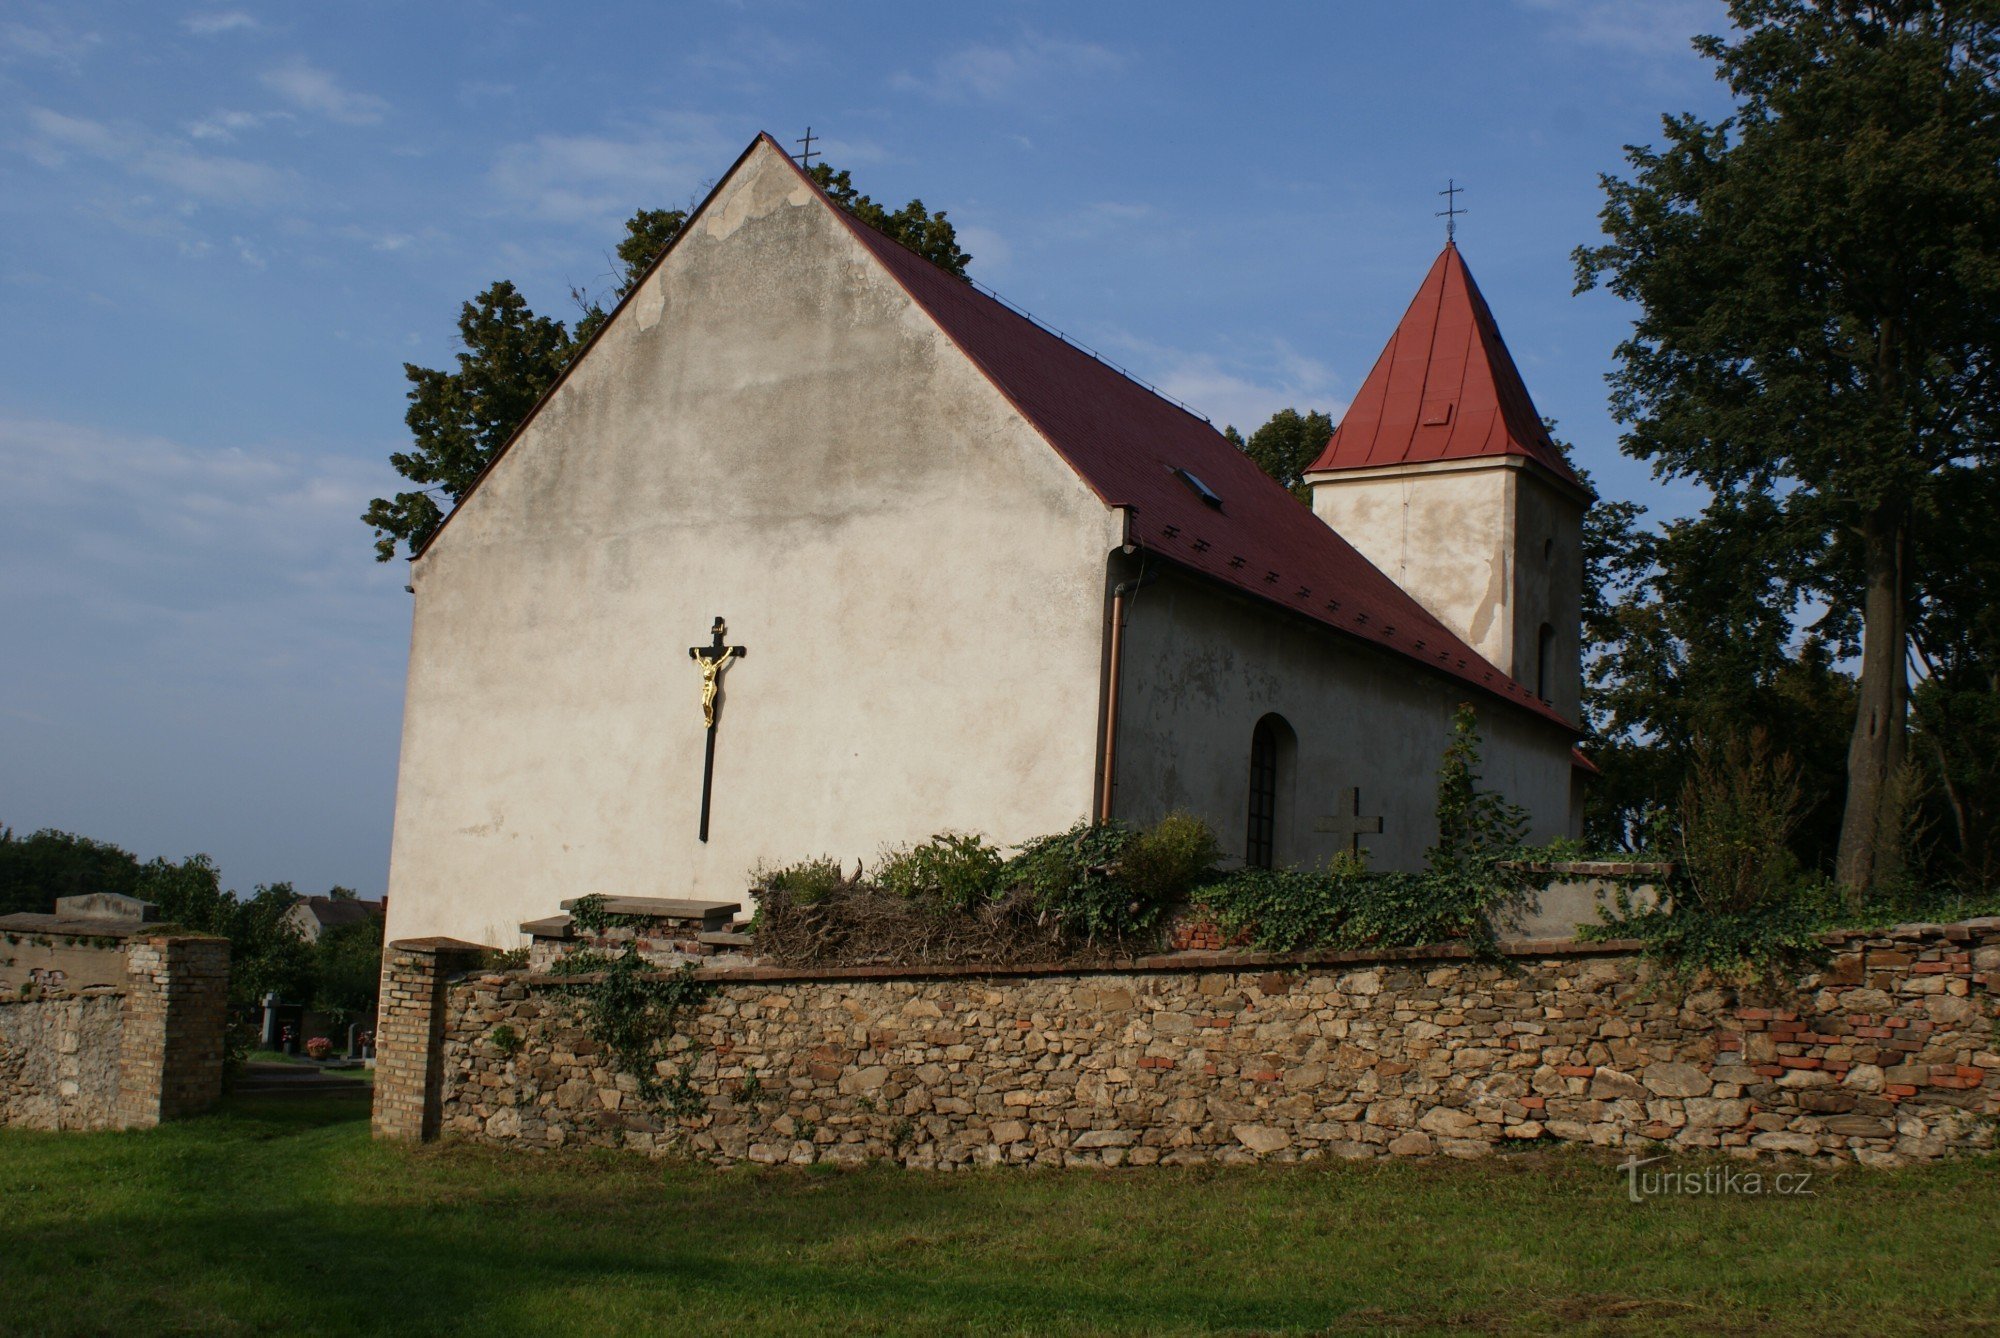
[1,1095,1995,1336]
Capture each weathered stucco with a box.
[386,137,1595,947]
[387,141,1121,946]
[1307,457,1583,723]
[1110,565,1576,869]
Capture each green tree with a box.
[361,281,574,562]
[133,853,236,933]
[229,882,316,1007]
[1225,408,1334,502]
[805,165,972,276]
[1429,703,1529,872]
[312,915,385,1031]
[0,827,140,915]
[365,162,970,561]
[1575,0,2000,901]
[570,207,691,347]
[1907,458,2000,883]
[1580,490,1856,861]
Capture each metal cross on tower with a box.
[687,616,746,843]
[1436,179,1467,243]
[1313,787,1384,856]
[794,127,821,169]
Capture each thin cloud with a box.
[489,114,737,223]
[1046,200,1156,243]
[892,33,1126,104]
[22,106,289,206]
[22,107,128,162]
[0,416,400,615]
[182,11,260,36]
[0,416,408,893]
[260,58,390,126]
[188,109,286,142]
[1,16,100,67]
[1514,0,1725,58]
[1100,331,1347,437]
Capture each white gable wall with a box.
[1110,566,1577,871]
[387,142,1121,947]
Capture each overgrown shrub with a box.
[1004,821,1141,944]
[1585,732,1834,982]
[1431,703,1530,875]
[753,856,849,906]
[752,814,1225,965]
[1675,732,1807,916]
[1199,857,1359,952]
[876,832,1005,912]
[753,858,1050,967]
[1117,810,1221,911]
[1195,708,1538,956]
[1199,851,1527,955]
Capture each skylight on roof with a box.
[1170,466,1223,509]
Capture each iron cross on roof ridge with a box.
[1436,179,1467,243]
[794,127,820,169]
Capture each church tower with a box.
[1303,243,1590,722]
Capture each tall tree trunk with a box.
[1835,506,1911,906]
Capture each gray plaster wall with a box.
[388,141,1121,947]
[0,932,130,993]
[1507,468,1584,724]
[1110,566,1577,871]
[1308,459,1583,723]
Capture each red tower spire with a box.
[1308,244,1582,488]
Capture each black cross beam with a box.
[794,126,820,169]
[1436,178,1467,243]
[1313,787,1383,856]
[688,616,746,843]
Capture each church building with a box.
[382,133,1588,948]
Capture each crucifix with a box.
[688,616,746,843]
[1313,787,1383,856]
[794,126,821,169]
[1436,179,1467,243]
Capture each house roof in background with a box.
[296,895,384,929]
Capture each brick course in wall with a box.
[372,937,491,1141]
[115,937,231,1128]
[377,919,2000,1168]
[0,934,229,1131]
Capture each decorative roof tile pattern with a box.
[1307,242,1582,488]
[773,140,1569,727]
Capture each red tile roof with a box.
[769,139,1570,728]
[1307,242,1583,489]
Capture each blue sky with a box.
[0,0,1735,897]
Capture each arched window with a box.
[1247,721,1278,868]
[1245,714,1297,869]
[1536,623,1556,702]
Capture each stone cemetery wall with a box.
[0,992,126,1129]
[376,919,2000,1168]
[0,934,230,1130]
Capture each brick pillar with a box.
[372,937,488,1142]
[115,934,230,1129]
